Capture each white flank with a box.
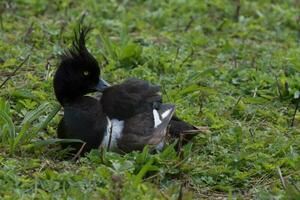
[161,108,172,119]
[101,117,124,151]
[153,109,162,128]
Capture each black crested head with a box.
[53,25,101,105]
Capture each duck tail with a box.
[168,116,209,145]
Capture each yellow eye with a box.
[83,71,89,76]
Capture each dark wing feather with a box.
[101,78,162,119]
[117,104,175,153]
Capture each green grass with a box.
[0,0,300,199]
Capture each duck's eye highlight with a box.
[83,71,89,76]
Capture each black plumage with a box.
[57,96,107,154]
[53,25,200,155]
[101,78,162,120]
[118,104,175,153]
[100,79,200,144]
[53,26,100,105]
[54,25,108,154]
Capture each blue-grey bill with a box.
[94,78,111,92]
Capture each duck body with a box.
[99,78,176,152]
[99,100,175,153]
[100,78,199,145]
[57,78,175,154]
[57,89,174,154]
[53,25,199,156]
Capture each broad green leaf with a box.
[133,158,154,186]
[120,43,142,60]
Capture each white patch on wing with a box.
[153,109,162,128]
[101,117,124,151]
[161,109,172,119]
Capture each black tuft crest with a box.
[54,24,100,105]
[61,23,94,63]
[67,25,92,60]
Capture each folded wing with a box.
[116,104,175,153]
[101,78,162,119]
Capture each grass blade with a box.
[30,138,84,148]
[0,109,15,139]
[21,102,49,126]
[32,103,61,135]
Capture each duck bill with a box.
[94,78,111,92]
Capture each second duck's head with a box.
[54,26,109,105]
